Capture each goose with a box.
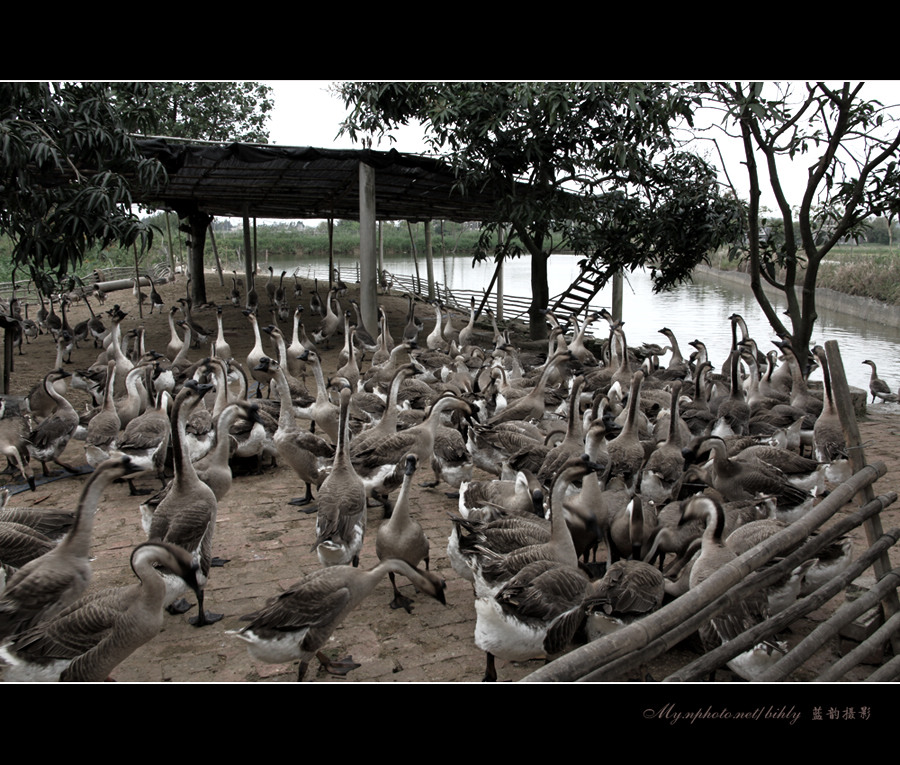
[147,380,222,628]
[607,493,658,564]
[582,557,666,641]
[286,305,307,380]
[261,357,335,511]
[261,325,311,402]
[230,275,241,307]
[464,456,602,599]
[536,375,587,489]
[138,400,256,537]
[402,293,423,343]
[640,381,687,505]
[0,411,36,491]
[264,266,277,306]
[486,349,572,427]
[861,359,896,403]
[474,557,590,682]
[0,455,141,643]
[246,271,259,314]
[312,387,367,568]
[605,369,646,490]
[230,557,446,681]
[112,364,149,430]
[712,347,750,438]
[333,268,348,297]
[0,520,57,583]
[166,306,185,361]
[312,289,342,347]
[244,309,270,398]
[27,371,81,477]
[298,349,341,444]
[273,270,287,312]
[309,277,324,317]
[460,469,545,525]
[292,272,303,301]
[374,454,431,612]
[813,345,850,483]
[457,296,478,350]
[678,494,787,680]
[84,361,122,469]
[348,298,378,356]
[0,541,201,682]
[178,296,213,348]
[352,392,474,505]
[25,343,69,419]
[213,305,232,361]
[147,275,164,315]
[113,389,171,496]
[348,363,417,461]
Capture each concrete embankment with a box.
[693,265,900,329]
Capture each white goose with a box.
[230,558,446,681]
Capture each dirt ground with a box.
[1,268,898,684]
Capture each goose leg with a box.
[289,482,316,511]
[315,650,361,677]
[188,588,224,627]
[483,652,498,682]
[388,571,414,614]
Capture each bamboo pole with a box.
[826,339,900,656]
[758,566,900,682]
[597,493,897,683]
[406,221,421,295]
[669,522,900,683]
[815,609,900,681]
[521,461,887,682]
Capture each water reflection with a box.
[266,252,900,397]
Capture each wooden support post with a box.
[208,223,225,287]
[424,220,435,302]
[358,162,378,340]
[825,339,900,657]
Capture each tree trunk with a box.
[528,250,550,341]
[189,212,213,305]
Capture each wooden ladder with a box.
[549,261,606,331]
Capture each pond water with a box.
[259,251,900,397]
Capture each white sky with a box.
[259,80,900,221]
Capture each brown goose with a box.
[0,455,141,643]
[84,361,122,469]
[313,387,367,568]
[27,371,81,477]
[230,557,446,681]
[605,369,646,490]
[861,359,896,403]
[261,357,335,511]
[0,541,201,682]
[375,454,431,612]
[147,380,222,628]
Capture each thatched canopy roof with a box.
[133,138,506,223]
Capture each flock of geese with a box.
[0,269,875,682]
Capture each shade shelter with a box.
[131,138,507,333]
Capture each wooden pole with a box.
[358,162,378,340]
[825,339,900,656]
[406,221,421,295]
[164,212,176,278]
[242,209,253,294]
[475,256,505,321]
[327,218,334,290]
[208,223,225,287]
[424,220,435,301]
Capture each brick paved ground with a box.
[1,270,897,684]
